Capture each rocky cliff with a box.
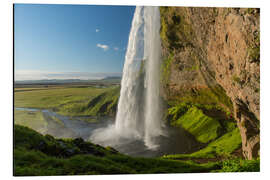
[160,7,260,160]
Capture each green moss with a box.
[160,7,194,51]
[254,88,260,93]
[163,128,241,159]
[232,75,241,84]
[184,64,199,71]
[248,46,260,63]
[168,102,191,121]
[161,52,174,85]
[170,106,221,143]
[246,8,257,15]
[168,85,233,112]
[216,158,260,172]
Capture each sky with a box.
[14,4,135,80]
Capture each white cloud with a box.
[97,43,109,51]
[95,29,100,32]
[114,47,119,51]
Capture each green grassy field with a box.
[14,110,48,134]
[15,86,108,109]
[14,85,120,117]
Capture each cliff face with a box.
[160,7,260,160]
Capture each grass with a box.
[58,86,120,116]
[166,97,241,160]
[14,85,120,117]
[15,86,108,110]
[163,128,241,159]
[169,106,222,143]
[82,86,120,116]
[14,125,221,175]
[216,158,260,172]
[14,109,48,134]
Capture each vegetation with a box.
[15,85,120,117]
[217,158,260,172]
[15,125,259,175]
[169,106,221,143]
[163,128,241,159]
[14,110,48,134]
[85,86,119,116]
[160,7,194,50]
[248,46,260,64]
[14,125,222,175]
[165,85,233,118]
[161,52,174,85]
[15,86,108,110]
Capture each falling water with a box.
[115,6,146,140]
[143,7,164,148]
[90,6,165,149]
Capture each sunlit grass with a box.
[14,110,48,134]
[14,86,119,117]
[15,86,108,109]
[163,128,241,159]
[170,106,222,143]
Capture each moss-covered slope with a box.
[170,106,222,143]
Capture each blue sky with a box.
[14,4,135,80]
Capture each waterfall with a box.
[115,6,146,140]
[143,7,164,148]
[90,6,164,149]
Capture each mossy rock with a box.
[170,106,222,143]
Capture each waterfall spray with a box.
[91,6,164,149]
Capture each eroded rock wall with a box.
[160,7,260,159]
